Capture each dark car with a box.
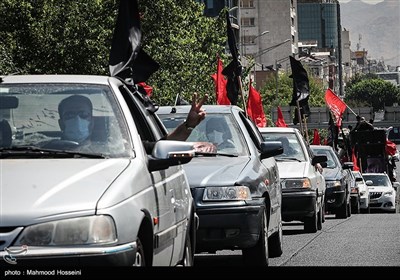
[310,145,353,219]
[157,105,283,266]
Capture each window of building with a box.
[241,17,255,26]
[240,0,254,8]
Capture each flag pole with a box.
[241,77,247,116]
[303,115,310,143]
[296,100,304,137]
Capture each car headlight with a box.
[14,216,117,246]
[282,178,311,189]
[384,191,393,196]
[203,186,251,201]
[326,180,341,188]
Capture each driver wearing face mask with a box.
[58,95,94,144]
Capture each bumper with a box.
[195,201,264,252]
[369,196,396,212]
[325,188,346,211]
[0,242,137,266]
[360,196,369,209]
[281,190,317,222]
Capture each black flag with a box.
[109,0,159,82]
[289,56,310,117]
[221,11,242,105]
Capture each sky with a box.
[338,0,384,3]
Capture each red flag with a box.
[275,106,288,127]
[352,147,360,171]
[386,139,397,156]
[312,129,321,145]
[137,82,153,96]
[211,56,230,105]
[325,88,347,127]
[247,80,266,127]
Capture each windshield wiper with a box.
[275,157,302,162]
[195,151,239,157]
[0,146,107,159]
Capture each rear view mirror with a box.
[0,96,19,109]
[365,180,374,186]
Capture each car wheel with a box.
[317,204,323,230]
[352,197,360,214]
[180,234,194,266]
[336,197,348,219]
[134,238,146,266]
[304,209,318,233]
[242,209,269,266]
[268,219,283,258]
[347,200,352,217]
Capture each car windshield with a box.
[159,113,247,156]
[312,148,337,168]
[0,83,131,158]
[363,174,391,187]
[261,132,305,161]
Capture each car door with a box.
[239,111,281,229]
[121,86,180,265]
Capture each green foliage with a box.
[344,78,400,111]
[258,67,325,125]
[0,0,116,75]
[0,0,226,106]
[138,0,226,105]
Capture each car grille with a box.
[369,203,382,208]
[369,192,382,199]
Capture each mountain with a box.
[340,0,399,67]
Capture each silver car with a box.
[0,75,196,266]
[158,105,283,266]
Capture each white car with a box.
[363,173,399,213]
[259,127,327,233]
[0,75,197,266]
[352,171,370,213]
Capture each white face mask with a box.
[207,130,224,145]
[64,116,90,143]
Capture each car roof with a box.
[1,74,114,85]
[258,127,299,133]
[157,105,243,114]
[310,145,332,150]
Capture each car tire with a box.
[317,204,323,230]
[242,209,269,266]
[268,219,283,258]
[352,197,360,214]
[134,238,146,266]
[336,197,348,219]
[304,201,318,233]
[180,233,194,266]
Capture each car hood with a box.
[182,156,249,187]
[321,168,340,180]
[0,159,129,226]
[276,161,307,178]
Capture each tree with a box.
[0,0,226,106]
[344,78,400,111]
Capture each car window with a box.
[262,132,306,161]
[0,83,131,157]
[159,112,248,156]
[312,148,337,168]
[363,174,391,187]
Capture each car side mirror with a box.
[148,140,195,172]
[342,162,354,170]
[260,141,283,160]
[312,155,327,166]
